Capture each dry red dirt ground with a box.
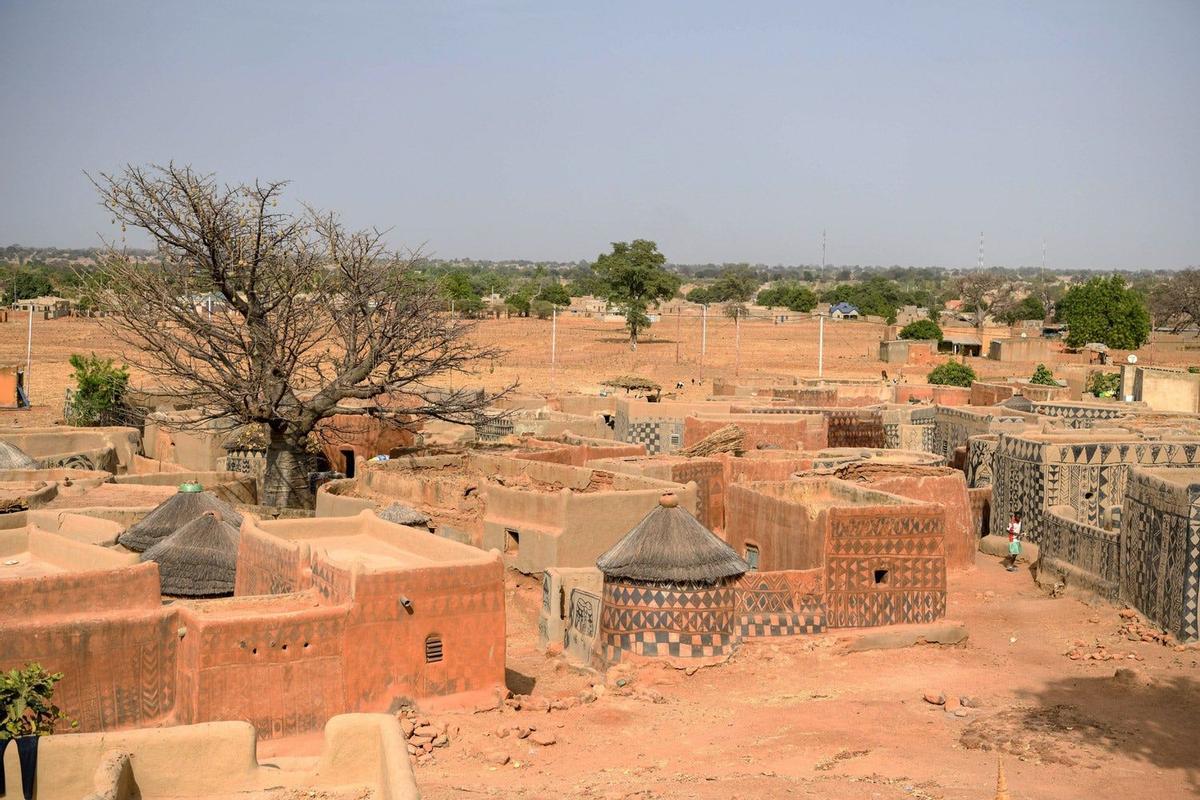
[393,559,1200,800]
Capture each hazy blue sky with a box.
[1,1,1197,269]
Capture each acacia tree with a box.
[1057,275,1150,349]
[1151,270,1200,334]
[89,164,508,507]
[593,239,680,350]
[957,271,1005,329]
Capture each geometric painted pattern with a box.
[600,579,740,663]
[824,507,947,628]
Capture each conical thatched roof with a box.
[377,503,431,526]
[142,510,239,597]
[0,441,38,470]
[596,493,748,583]
[118,484,243,553]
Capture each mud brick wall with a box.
[3,560,159,619]
[823,506,947,628]
[669,458,724,531]
[732,569,827,637]
[733,405,885,449]
[724,484,826,572]
[0,610,179,733]
[174,603,348,738]
[1030,402,1126,429]
[683,415,827,452]
[970,383,1014,406]
[1120,469,1200,642]
[1039,508,1120,599]
[989,436,1200,547]
[839,469,974,569]
[342,558,506,707]
[234,525,311,596]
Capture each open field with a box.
[5,311,1169,428]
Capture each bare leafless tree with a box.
[1151,270,1200,334]
[957,271,1006,329]
[87,164,510,506]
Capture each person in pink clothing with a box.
[1004,512,1023,572]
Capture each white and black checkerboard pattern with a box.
[738,609,826,638]
[603,630,738,663]
[621,419,685,454]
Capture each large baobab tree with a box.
[89,164,508,507]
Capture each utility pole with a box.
[25,304,33,406]
[734,310,741,376]
[701,304,708,367]
[550,304,557,387]
[817,314,824,381]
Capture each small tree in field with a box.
[88,164,509,507]
[593,240,680,350]
[927,361,976,387]
[67,353,130,426]
[1029,363,1057,386]
[898,319,943,341]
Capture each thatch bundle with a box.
[601,375,662,399]
[596,493,747,583]
[0,441,38,470]
[377,503,431,527]
[118,484,243,553]
[141,510,239,597]
[677,424,745,457]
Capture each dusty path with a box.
[405,558,1198,800]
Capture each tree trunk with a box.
[263,430,314,508]
[629,327,638,351]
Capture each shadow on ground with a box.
[973,673,1200,794]
[505,667,536,695]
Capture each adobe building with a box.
[587,454,725,531]
[0,509,506,738]
[1028,399,1131,429]
[613,397,737,454]
[823,462,976,569]
[316,452,697,573]
[878,404,937,452]
[988,431,1200,554]
[683,412,828,452]
[1120,365,1200,414]
[1120,466,1200,642]
[878,339,938,365]
[729,404,886,449]
[893,384,971,406]
[724,477,947,627]
[930,405,1037,462]
[0,714,418,799]
[0,425,141,473]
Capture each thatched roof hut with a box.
[118,483,243,553]
[597,492,747,583]
[0,441,38,470]
[141,510,239,597]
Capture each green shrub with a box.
[898,320,943,342]
[67,352,129,426]
[927,361,977,388]
[0,662,73,737]
[1029,363,1058,386]
[1086,371,1121,397]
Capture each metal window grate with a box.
[425,635,443,663]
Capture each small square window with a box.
[745,545,760,571]
[873,569,889,585]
